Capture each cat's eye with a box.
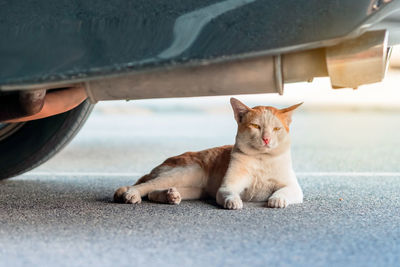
[249,123,261,129]
[273,127,281,131]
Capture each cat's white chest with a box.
[241,155,292,201]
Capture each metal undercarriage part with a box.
[84,30,390,102]
[1,87,87,123]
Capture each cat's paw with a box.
[114,186,129,203]
[166,187,181,205]
[224,195,243,210]
[266,196,288,208]
[123,188,142,204]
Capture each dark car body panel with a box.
[1,0,400,89]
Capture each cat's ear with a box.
[279,102,303,125]
[230,97,251,123]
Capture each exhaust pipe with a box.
[85,30,390,103]
[85,54,285,102]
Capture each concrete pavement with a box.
[1,105,400,266]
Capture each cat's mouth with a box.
[262,142,277,150]
[261,140,272,148]
[248,139,275,152]
[263,143,271,148]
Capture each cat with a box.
[114,98,303,209]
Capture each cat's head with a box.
[230,97,302,155]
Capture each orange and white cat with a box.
[114,98,303,209]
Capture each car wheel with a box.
[0,99,93,180]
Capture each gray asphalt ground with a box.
[1,99,400,266]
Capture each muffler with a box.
[326,30,389,89]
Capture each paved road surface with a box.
[1,104,400,266]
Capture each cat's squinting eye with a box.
[249,123,261,129]
[273,127,281,131]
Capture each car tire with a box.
[0,100,93,180]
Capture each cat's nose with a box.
[262,138,270,145]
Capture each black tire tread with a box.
[0,100,93,179]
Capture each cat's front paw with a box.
[224,195,243,210]
[122,188,142,204]
[266,196,288,208]
[114,186,128,203]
